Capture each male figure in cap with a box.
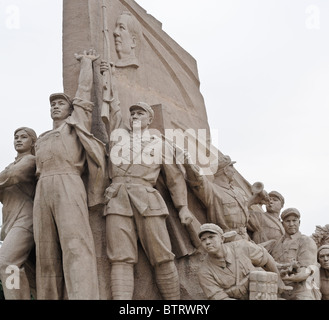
[197,223,291,300]
[248,191,285,244]
[183,154,252,240]
[100,61,193,300]
[268,208,321,300]
[33,49,107,299]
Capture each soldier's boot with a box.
[110,262,134,300]
[154,261,180,300]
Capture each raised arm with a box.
[183,151,215,208]
[69,50,100,132]
[74,49,100,102]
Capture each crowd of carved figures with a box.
[1,12,328,301]
[0,48,328,301]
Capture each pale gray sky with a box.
[1,0,329,236]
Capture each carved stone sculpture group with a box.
[1,7,328,301]
[0,48,327,300]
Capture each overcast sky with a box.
[1,0,328,236]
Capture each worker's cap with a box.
[268,191,285,206]
[49,93,73,106]
[281,207,300,221]
[216,155,236,173]
[129,102,154,119]
[198,223,224,239]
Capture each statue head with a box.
[14,127,37,156]
[49,93,73,121]
[318,245,329,270]
[266,191,285,214]
[113,11,142,68]
[129,102,154,131]
[281,208,301,235]
[214,155,236,182]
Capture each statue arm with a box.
[198,270,230,300]
[246,241,292,292]
[162,165,193,225]
[182,154,214,207]
[247,210,262,234]
[0,155,36,189]
[281,237,320,283]
[297,236,318,267]
[161,147,193,225]
[70,50,99,132]
[74,49,99,102]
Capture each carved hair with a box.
[14,127,37,155]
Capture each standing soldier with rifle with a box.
[100,1,194,300]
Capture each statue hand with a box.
[75,48,100,62]
[178,206,193,226]
[282,269,312,283]
[183,149,194,165]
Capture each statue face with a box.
[282,215,300,235]
[50,98,71,121]
[319,248,329,270]
[129,107,151,131]
[200,232,222,254]
[224,164,235,182]
[14,129,34,154]
[266,196,282,214]
[114,14,136,59]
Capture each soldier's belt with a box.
[112,176,154,187]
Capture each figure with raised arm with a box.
[33,49,107,300]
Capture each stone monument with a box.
[61,0,257,300]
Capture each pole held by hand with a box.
[101,0,112,125]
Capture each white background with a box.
[1,0,328,236]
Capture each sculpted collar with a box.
[284,231,301,240]
[217,181,233,190]
[209,246,232,268]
